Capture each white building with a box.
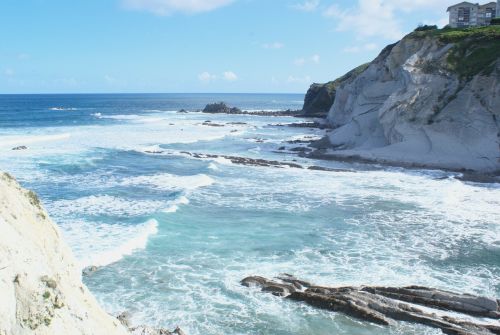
[447,1,497,27]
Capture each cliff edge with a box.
[309,26,500,173]
[0,172,129,335]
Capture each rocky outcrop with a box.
[203,102,242,114]
[202,102,301,116]
[242,275,500,335]
[302,63,369,118]
[0,172,129,335]
[313,27,500,173]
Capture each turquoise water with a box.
[0,94,499,335]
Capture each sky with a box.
[0,0,461,94]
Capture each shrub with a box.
[415,24,438,32]
[491,18,500,26]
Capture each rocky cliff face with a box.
[0,173,129,335]
[302,64,369,118]
[316,27,500,172]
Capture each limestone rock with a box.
[0,172,129,335]
[315,31,500,172]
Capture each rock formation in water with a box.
[202,102,301,116]
[0,172,129,335]
[242,274,500,335]
[307,27,500,173]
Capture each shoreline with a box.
[302,149,500,184]
[192,104,500,184]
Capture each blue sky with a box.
[0,0,459,93]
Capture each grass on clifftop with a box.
[412,26,500,79]
[322,63,370,91]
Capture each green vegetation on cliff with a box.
[412,26,500,79]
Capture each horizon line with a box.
[0,92,306,96]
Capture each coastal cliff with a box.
[302,63,369,118]
[0,172,129,335]
[307,26,500,173]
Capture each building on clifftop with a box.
[447,1,497,27]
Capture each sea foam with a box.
[121,173,215,191]
[63,219,159,269]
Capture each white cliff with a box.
[0,172,129,335]
[319,29,500,172]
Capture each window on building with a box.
[485,8,495,18]
[458,7,471,22]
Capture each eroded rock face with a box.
[0,173,129,335]
[320,33,500,172]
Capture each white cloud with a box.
[294,55,320,66]
[323,0,458,40]
[122,0,234,15]
[324,1,403,40]
[294,58,306,66]
[262,42,285,49]
[223,71,238,81]
[4,68,14,77]
[287,75,312,84]
[17,53,30,60]
[198,71,217,83]
[292,0,320,12]
[104,74,117,83]
[343,43,378,53]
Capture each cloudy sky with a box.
[0,0,459,93]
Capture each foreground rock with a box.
[313,27,500,173]
[0,172,129,335]
[242,275,500,335]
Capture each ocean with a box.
[0,93,499,335]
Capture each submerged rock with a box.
[182,151,304,169]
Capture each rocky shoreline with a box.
[301,149,500,183]
[242,274,500,335]
[194,100,500,182]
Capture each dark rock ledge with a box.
[179,151,352,172]
[241,275,500,335]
